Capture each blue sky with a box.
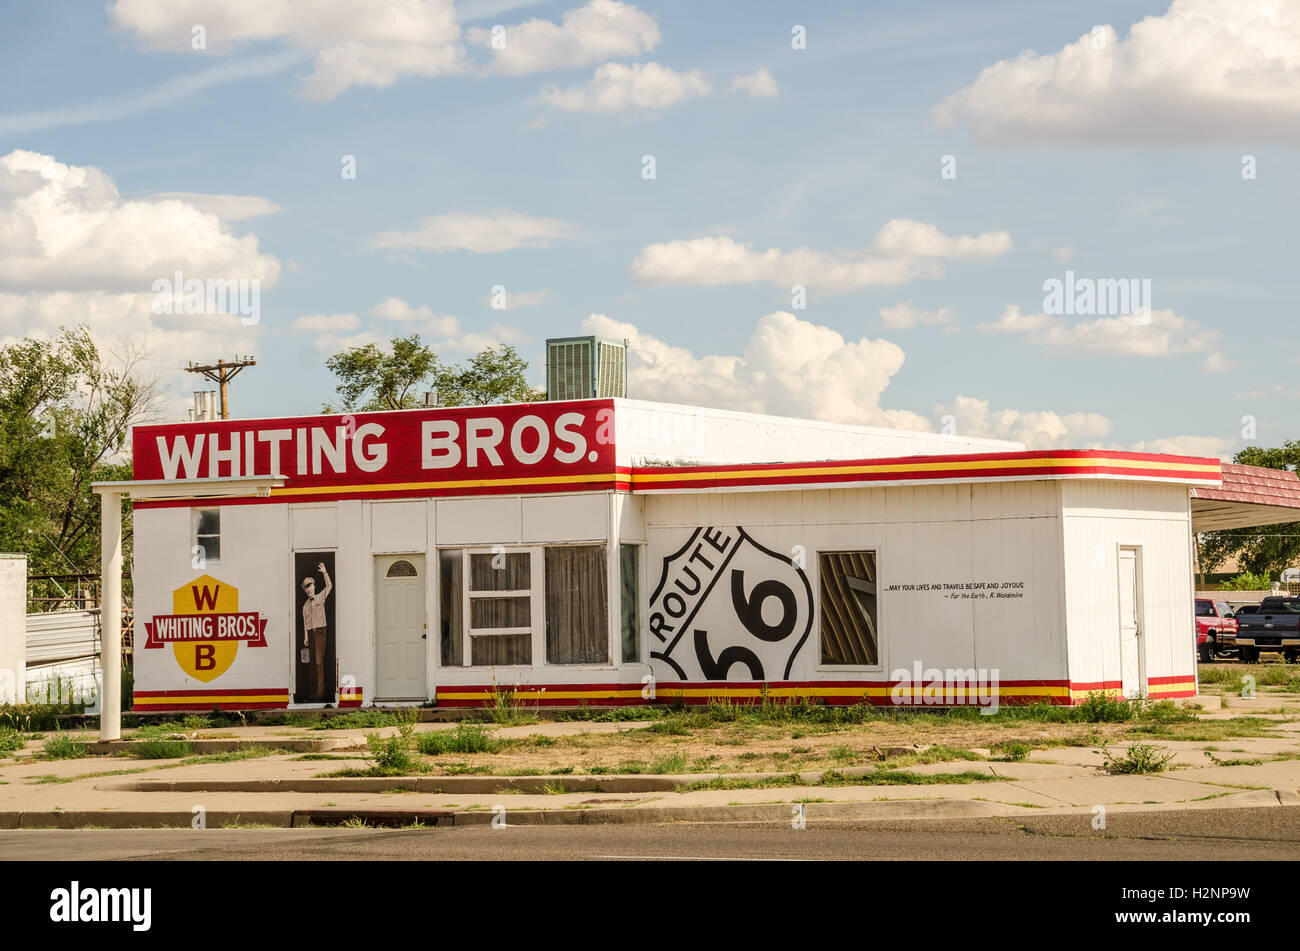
[0,0,1295,457]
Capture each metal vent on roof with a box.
[546,336,627,400]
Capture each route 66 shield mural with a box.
[648,527,813,681]
[142,575,268,683]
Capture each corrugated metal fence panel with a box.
[26,610,100,665]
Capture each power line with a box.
[185,356,255,420]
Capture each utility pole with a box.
[185,356,255,420]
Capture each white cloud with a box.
[485,288,551,309]
[0,150,281,417]
[146,192,282,221]
[1125,435,1236,459]
[107,0,466,100]
[468,0,659,75]
[632,220,1012,294]
[1203,352,1236,373]
[0,150,280,294]
[1234,383,1300,400]
[582,311,930,430]
[731,67,779,98]
[538,62,711,112]
[292,297,526,356]
[935,396,1112,450]
[0,51,306,136]
[372,211,572,253]
[290,313,360,333]
[933,0,1300,144]
[979,305,1219,356]
[879,301,956,329]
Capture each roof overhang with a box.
[1191,463,1300,531]
[91,475,285,501]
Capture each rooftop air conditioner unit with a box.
[546,336,627,400]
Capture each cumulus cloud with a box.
[468,0,659,75]
[879,301,956,330]
[632,220,1012,294]
[582,311,930,430]
[979,305,1219,356]
[485,288,551,309]
[731,67,779,98]
[107,0,466,99]
[933,0,1300,144]
[0,150,280,294]
[934,396,1112,450]
[1125,434,1237,459]
[292,297,525,355]
[290,313,360,333]
[0,150,279,420]
[538,62,711,112]
[371,211,572,254]
[145,192,282,221]
[1202,352,1236,373]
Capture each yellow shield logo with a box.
[171,576,240,682]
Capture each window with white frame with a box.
[439,544,612,667]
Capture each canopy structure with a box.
[89,476,284,741]
[1191,463,1300,531]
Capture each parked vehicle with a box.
[1195,599,1239,662]
[1233,596,1300,663]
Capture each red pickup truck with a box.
[1195,598,1238,662]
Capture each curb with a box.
[111,763,981,796]
[1,788,1294,830]
[79,738,356,755]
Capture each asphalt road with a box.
[2,806,1297,860]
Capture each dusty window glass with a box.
[439,550,463,666]
[545,546,608,664]
[195,508,221,562]
[619,544,640,664]
[819,551,879,665]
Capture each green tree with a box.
[0,327,160,608]
[437,345,544,406]
[324,334,440,411]
[325,335,542,412]
[1198,440,1300,581]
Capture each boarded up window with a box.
[819,551,879,665]
[545,545,608,664]
[439,550,463,666]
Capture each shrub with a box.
[1101,742,1175,775]
[417,722,499,755]
[1218,571,1273,591]
[0,727,24,754]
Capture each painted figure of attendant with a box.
[300,562,333,700]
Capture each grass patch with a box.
[134,739,193,759]
[416,723,499,756]
[41,733,89,760]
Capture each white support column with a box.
[100,490,122,741]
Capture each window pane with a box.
[439,550,463,666]
[620,544,640,664]
[196,509,220,536]
[819,551,879,665]
[470,596,531,629]
[470,552,530,591]
[387,559,418,578]
[471,634,531,666]
[545,545,608,664]
[196,534,221,562]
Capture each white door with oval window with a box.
[376,555,427,700]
